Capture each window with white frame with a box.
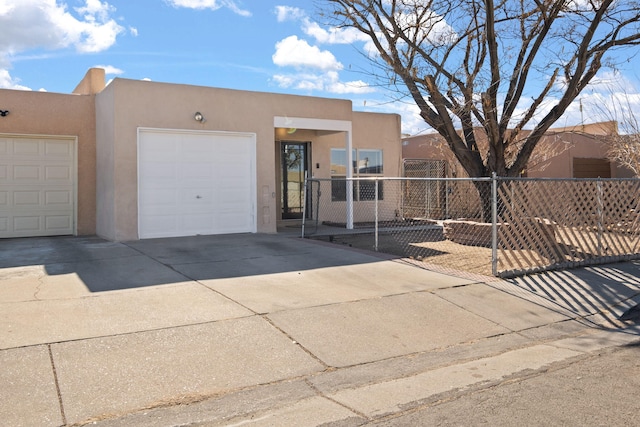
[330,148,384,201]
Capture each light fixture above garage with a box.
[194,112,206,123]
[0,109,9,117]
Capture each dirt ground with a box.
[311,230,495,278]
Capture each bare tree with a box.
[323,0,640,180]
[588,86,640,176]
[609,133,640,176]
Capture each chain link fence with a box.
[301,177,640,278]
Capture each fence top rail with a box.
[307,177,493,182]
[306,176,639,183]
[496,177,640,182]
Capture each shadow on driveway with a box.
[0,233,394,293]
[502,261,640,324]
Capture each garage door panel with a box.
[139,162,178,179]
[138,130,256,239]
[180,190,215,206]
[181,214,215,232]
[179,199,216,214]
[13,139,40,155]
[45,215,72,231]
[140,188,180,206]
[0,137,75,238]
[182,140,214,157]
[45,140,74,157]
[13,165,41,181]
[10,213,71,234]
[45,165,73,182]
[215,212,253,233]
[182,163,214,180]
[14,216,41,232]
[218,188,249,204]
[45,190,72,205]
[14,191,40,206]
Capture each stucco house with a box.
[0,68,401,240]
[402,121,636,179]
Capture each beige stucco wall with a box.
[0,88,97,235]
[350,111,402,222]
[285,112,402,225]
[95,82,116,239]
[96,78,400,241]
[402,122,634,178]
[73,68,106,95]
[527,132,635,178]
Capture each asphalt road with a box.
[370,342,640,426]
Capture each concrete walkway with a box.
[1,234,639,426]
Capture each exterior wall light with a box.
[194,112,205,122]
[0,110,9,117]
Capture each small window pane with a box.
[331,178,346,201]
[331,148,357,175]
[357,149,383,174]
[358,180,384,201]
[330,149,346,175]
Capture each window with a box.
[356,149,383,174]
[331,148,384,201]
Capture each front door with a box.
[281,142,309,220]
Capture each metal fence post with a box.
[491,172,498,276]
[597,178,604,256]
[301,171,308,238]
[445,179,450,219]
[375,178,379,251]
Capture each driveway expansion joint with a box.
[47,344,67,426]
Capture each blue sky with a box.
[2,0,640,135]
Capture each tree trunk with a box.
[472,179,493,223]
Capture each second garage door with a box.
[138,129,256,239]
[0,135,75,238]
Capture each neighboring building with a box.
[0,68,401,240]
[402,121,636,179]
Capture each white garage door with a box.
[0,136,75,238]
[138,129,256,239]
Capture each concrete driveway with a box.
[1,233,639,426]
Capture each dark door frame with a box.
[281,141,310,220]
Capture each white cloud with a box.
[165,0,251,17]
[272,69,374,95]
[0,2,16,16]
[495,68,640,135]
[0,1,124,90]
[271,74,295,88]
[302,20,370,45]
[0,0,124,55]
[273,36,342,71]
[0,69,31,90]
[324,71,374,94]
[93,65,124,75]
[366,99,429,136]
[274,5,305,22]
[271,12,379,103]
[75,0,113,22]
[328,79,375,94]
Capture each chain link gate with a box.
[301,176,640,278]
